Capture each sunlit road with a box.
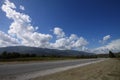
[0,58,106,80]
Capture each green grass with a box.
[0,56,81,62]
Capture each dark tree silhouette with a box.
[109,51,116,58]
[0,51,37,59]
[1,51,8,59]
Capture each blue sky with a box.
[0,0,120,53]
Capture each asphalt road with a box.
[0,58,105,80]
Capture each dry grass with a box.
[33,58,120,80]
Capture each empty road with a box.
[0,58,106,80]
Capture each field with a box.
[33,58,120,80]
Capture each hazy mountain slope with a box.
[0,46,94,57]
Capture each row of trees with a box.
[0,51,36,59]
[75,55,98,58]
[0,51,98,59]
[0,51,119,59]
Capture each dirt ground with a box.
[33,58,120,80]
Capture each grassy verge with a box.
[0,57,84,63]
[33,58,120,80]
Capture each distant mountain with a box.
[0,46,94,57]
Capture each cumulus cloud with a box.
[52,27,88,51]
[99,35,111,44]
[0,0,88,51]
[19,5,25,10]
[69,34,78,41]
[73,37,88,49]
[1,0,52,48]
[51,28,88,51]
[0,31,19,47]
[53,27,65,38]
[93,39,120,53]
[103,35,111,41]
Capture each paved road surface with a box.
[0,58,105,80]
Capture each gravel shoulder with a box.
[33,58,120,80]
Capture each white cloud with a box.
[69,34,78,41]
[99,35,111,44]
[19,5,25,10]
[93,39,120,53]
[0,0,89,51]
[53,27,65,38]
[51,28,88,51]
[1,0,52,48]
[103,35,111,41]
[0,31,19,47]
[73,37,88,49]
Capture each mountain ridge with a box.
[0,46,94,57]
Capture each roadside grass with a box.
[33,58,120,80]
[0,56,83,63]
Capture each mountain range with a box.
[0,46,94,57]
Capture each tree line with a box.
[0,51,119,60]
[0,51,98,59]
[0,51,36,59]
